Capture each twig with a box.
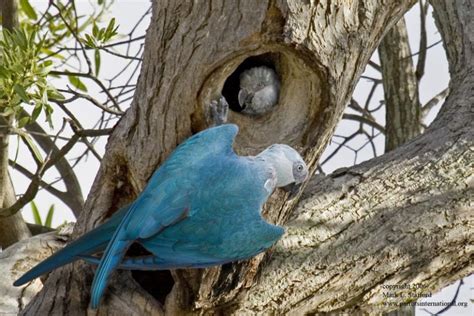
[50,70,122,111]
[343,114,385,134]
[416,0,429,81]
[368,60,381,72]
[420,279,465,315]
[422,88,449,117]
[55,88,124,115]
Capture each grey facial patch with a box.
[293,161,308,184]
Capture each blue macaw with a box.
[14,124,308,309]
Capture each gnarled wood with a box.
[0,224,72,314]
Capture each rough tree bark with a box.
[379,17,421,152]
[13,0,472,315]
[379,11,423,316]
[0,224,72,314]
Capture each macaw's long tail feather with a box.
[80,254,230,270]
[80,254,161,270]
[13,223,114,286]
[89,201,138,309]
[13,206,130,287]
[89,238,131,309]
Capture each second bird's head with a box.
[258,144,309,194]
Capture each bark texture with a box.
[0,0,18,30]
[16,0,473,315]
[379,17,421,152]
[0,224,72,314]
[0,175,31,248]
[379,13,423,316]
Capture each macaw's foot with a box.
[210,96,229,126]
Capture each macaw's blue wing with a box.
[81,217,284,271]
[13,205,129,287]
[135,216,284,269]
[89,124,239,308]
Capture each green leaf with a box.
[92,23,99,37]
[39,60,54,75]
[13,84,30,102]
[47,89,65,100]
[20,133,44,164]
[41,48,65,60]
[0,65,9,78]
[97,28,105,41]
[17,116,30,128]
[28,28,37,48]
[15,28,28,49]
[12,134,20,166]
[84,34,96,48]
[30,201,42,225]
[68,75,88,92]
[105,18,116,37]
[41,89,48,104]
[45,109,53,129]
[94,49,101,76]
[44,205,55,228]
[31,105,42,121]
[20,0,38,20]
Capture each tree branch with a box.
[8,160,79,213]
[379,17,421,152]
[421,87,449,118]
[0,127,81,218]
[415,0,429,80]
[0,0,18,30]
[21,110,84,217]
[343,114,385,134]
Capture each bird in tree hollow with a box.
[14,124,308,309]
[238,66,280,115]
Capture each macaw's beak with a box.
[282,182,303,198]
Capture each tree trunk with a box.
[20,0,473,314]
[0,174,31,248]
[379,17,421,152]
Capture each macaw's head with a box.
[257,144,309,194]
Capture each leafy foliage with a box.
[0,28,61,128]
[0,0,146,222]
[83,18,119,49]
[19,0,38,20]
